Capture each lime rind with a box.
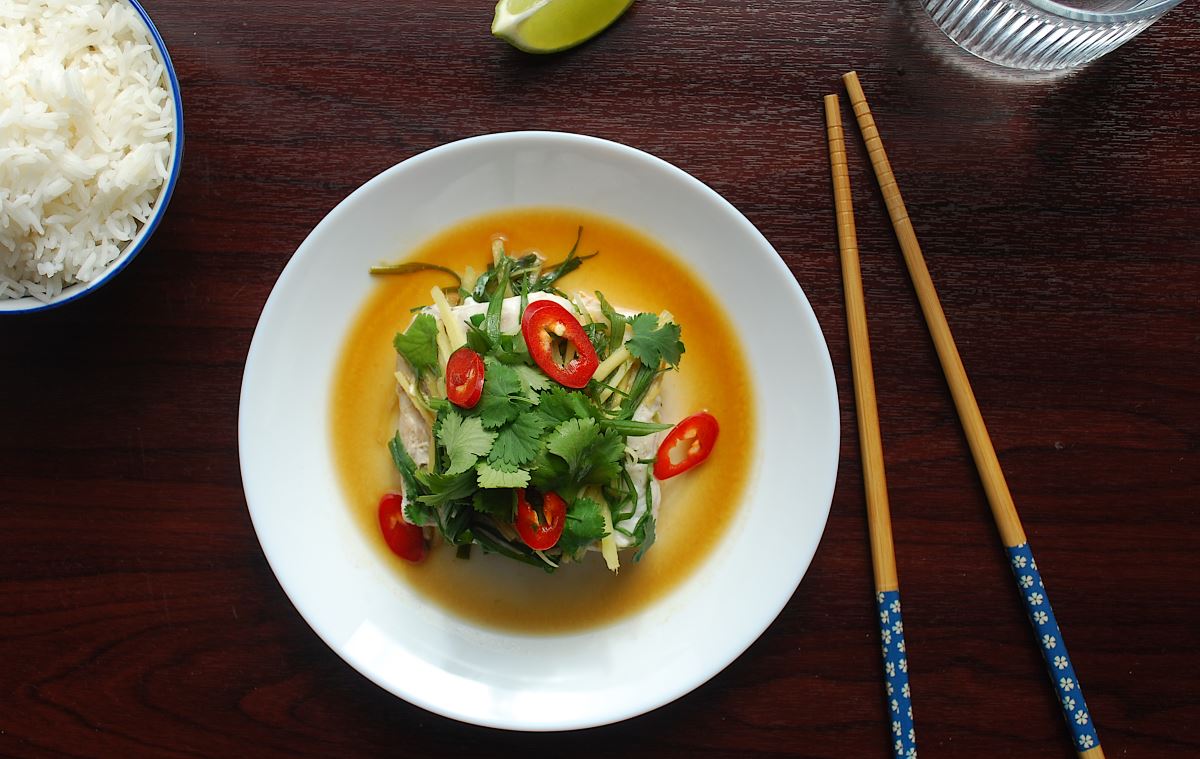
[492,0,634,54]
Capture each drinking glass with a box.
[922,0,1184,71]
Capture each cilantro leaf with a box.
[472,488,516,522]
[512,363,550,394]
[528,445,571,493]
[490,412,549,468]
[625,313,684,369]
[557,496,609,559]
[474,360,529,428]
[414,468,477,506]
[544,418,626,487]
[538,386,601,426]
[393,313,441,379]
[545,418,599,473]
[583,428,627,485]
[476,461,531,489]
[437,410,496,475]
[465,320,492,355]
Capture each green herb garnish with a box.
[625,313,685,369]
[385,228,685,572]
[370,261,462,286]
[392,313,441,379]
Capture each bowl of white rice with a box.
[0,0,183,313]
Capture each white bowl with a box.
[0,0,184,315]
[239,131,839,730]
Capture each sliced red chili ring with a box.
[514,488,566,551]
[654,411,720,480]
[378,492,427,562]
[520,300,599,389]
[446,346,485,408]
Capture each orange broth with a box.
[330,208,754,634]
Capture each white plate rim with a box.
[239,130,840,731]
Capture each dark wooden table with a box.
[4,1,1198,756]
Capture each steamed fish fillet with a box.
[393,358,433,468]
[394,292,664,549]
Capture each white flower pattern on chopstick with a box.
[878,590,916,759]
[1007,542,1100,754]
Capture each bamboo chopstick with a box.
[825,93,917,759]
[841,70,1105,759]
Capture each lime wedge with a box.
[492,0,635,54]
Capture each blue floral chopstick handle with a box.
[878,590,917,759]
[1007,543,1101,755]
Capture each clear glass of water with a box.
[922,0,1184,71]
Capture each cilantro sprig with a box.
[437,412,495,475]
[557,497,609,560]
[393,313,440,380]
[626,313,685,369]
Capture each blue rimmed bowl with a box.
[0,0,184,315]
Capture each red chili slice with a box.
[446,346,485,408]
[514,488,566,551]
[378,493,426,562]
[520,300,599,389]
[654,411,720,480]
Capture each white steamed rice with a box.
[1,0,175,302]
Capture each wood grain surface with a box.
[3,1,1198,757]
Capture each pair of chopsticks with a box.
[826,72,1105,759]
